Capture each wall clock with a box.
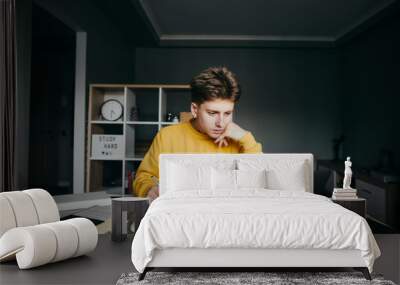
[100,99,123,121]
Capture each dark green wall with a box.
[134,47,342,160]
[134,12,400,172]
[340,11,400,172]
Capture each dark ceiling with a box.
[35,0,400,48]
[93,0,156,47]
[134,0,399,47]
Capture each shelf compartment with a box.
[89,160,123,195]
[126,88,159,122]
[90,125,124,160]
[125,124,157,158]
[91,124,123,135]
[160,88,191,123]
[90,87,125,122]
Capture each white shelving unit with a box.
[86,84,191,196]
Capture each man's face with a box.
[191,99,235,139]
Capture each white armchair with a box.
[0,189,98,269]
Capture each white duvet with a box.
[131,190,380,273]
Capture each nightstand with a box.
[331,197,366,217]
[111,197,149,241]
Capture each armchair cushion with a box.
[0,189,98,269]
[0,218,97,269]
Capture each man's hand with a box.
[214,122,247,147]
[147,185,159,203]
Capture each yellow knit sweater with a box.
[133,121,262,197]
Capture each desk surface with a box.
[0,234,134,285]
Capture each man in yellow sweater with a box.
[133,66,262,200]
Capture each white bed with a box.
[131,154,380,280]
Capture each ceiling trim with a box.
[159,35,335,48]
[135,0,400,48]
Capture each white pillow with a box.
[266,166,306,191]
[211,168,236,190]
[167,162,212,191]
[237,169,267,188]
[238,159,307,191]
[211,168,268,190]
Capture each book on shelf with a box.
[333,187,357,193]
[332,192,357,197]
[332,193,358,200]
[332,194,359,200]
[332,187,358,200]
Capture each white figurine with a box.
[343,156,353,189]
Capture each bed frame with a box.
[139,248,371,280]
[137,154,372,281]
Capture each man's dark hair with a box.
[190,66,241,104]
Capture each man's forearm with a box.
[133,176,155,197]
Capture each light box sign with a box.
[91,135,124,159]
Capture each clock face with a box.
[100,99,123,121]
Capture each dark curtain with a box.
[0,0,16,192]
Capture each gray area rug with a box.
[116,271,396,285]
